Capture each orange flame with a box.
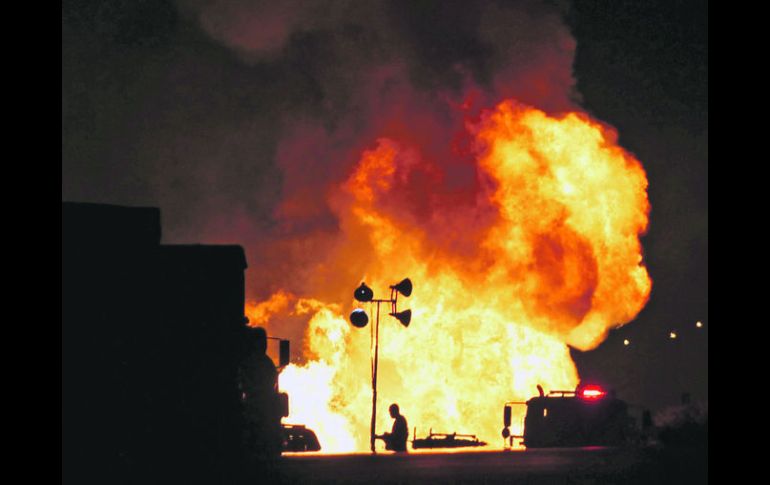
[251,100,651,453]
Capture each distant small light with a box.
[669,332,677,339]
[623,339,630,346]
[696,321,703,328]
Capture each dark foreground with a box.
[257,446,707,484]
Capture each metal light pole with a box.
[371,299,382,453]
[350,279,412,453]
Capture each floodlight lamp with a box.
[390,309,411,327]
[350,308,369,328]
[390,278,412,297]
[354,282,374,302]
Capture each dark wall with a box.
[62,202,248,484]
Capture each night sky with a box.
[62,0,707,413]
[566,0,707,412]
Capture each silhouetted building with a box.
[63,202,253,484]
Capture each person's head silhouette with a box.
[254,326,267,355]
[389,403,400,418]
[244,326,268,355]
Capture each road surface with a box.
[257,446,706,484]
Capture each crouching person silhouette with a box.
[375,403,408,452]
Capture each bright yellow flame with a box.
[696,321,703,328]
[623,339,630,346]
[255,100,651,453]
[670,332,677,339]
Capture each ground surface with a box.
[258,445,707,484]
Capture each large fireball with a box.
[249,99,651,452]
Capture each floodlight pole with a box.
[352,281,410,454]
[369,292,397,453]
[370,299,381,453]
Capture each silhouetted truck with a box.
[502,384,635,448]
[62,202,263,484]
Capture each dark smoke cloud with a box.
[63,0,580,301]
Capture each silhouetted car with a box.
[282,424,321,452]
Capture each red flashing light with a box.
[580,385,606,400]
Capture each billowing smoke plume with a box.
[169,0,587,342]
